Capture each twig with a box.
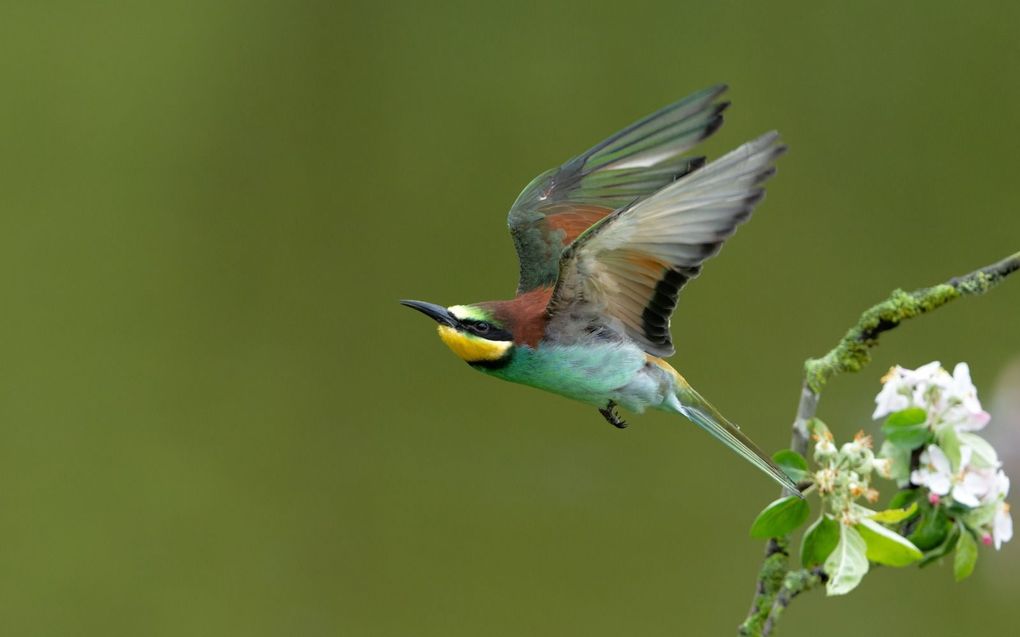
[803,250,1020,395]
[761,567,826,636]
[790,382,818,458]
[791,250,1019,459]
[738,539,789,636]
[738,250,1020,636]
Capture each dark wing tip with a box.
[703,112,726,142]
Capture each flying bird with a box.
[402,85,798,494]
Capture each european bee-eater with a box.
[402,85,798,493]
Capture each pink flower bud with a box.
[983,534,993,547]
[928,493,940,505]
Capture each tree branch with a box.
[761,567,826,637]
[738,538,789,636]
[803,250,1020,395]
[739,250,1019,636]
[788,250,1019,456]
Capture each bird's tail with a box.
[671,380,802,496]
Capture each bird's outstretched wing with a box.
[507,85,729,294]
[546,132,785,356]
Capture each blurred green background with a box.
[1,1,1018,635]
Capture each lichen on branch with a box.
[804,251,1020,394]
[739,538,789,636]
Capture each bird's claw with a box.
[599,401,628,429]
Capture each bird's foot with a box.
[599,401,628,429]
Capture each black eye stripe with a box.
[458,318,512,341]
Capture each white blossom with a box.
[874,361,992,434]
[872,457,893,479]
[988,470,1010,501]
[953,472,990,508]
[911,445,953,496]
[871,362,1012,554]
[873,368,912,419]
[906,361,949,386]
[814,435,837,461]
[994,502,1013,550]
[963,462,1007,508]
[944,362,991,431]
[910,445,992,508]
[873,362,946,419]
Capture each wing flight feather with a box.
[507,86,730,293]
[546,132,785,355]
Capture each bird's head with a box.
[400,299,515,368]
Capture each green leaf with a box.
[882,407,930,449]
[919,524,960,567]
[825,525,869,596]
[963,502,998,529]
[801,515,840,567]
[857,519,923,566]
[772,449,810,483]
[909,504,951,551]
[887,488,922,511]
[887,406,928,426]
[954,529,978,581]
[750,495,810,539]
[879,440,912,486]
[869,502,919,524]
[937,425,962,470]
[958,432,999,468]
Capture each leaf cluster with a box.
[749,405,989,596]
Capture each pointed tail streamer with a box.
[675,384,803,497]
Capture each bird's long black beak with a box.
[400,299,457,327]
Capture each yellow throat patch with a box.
[437,325,511,363]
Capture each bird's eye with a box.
[474,322,491,334]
